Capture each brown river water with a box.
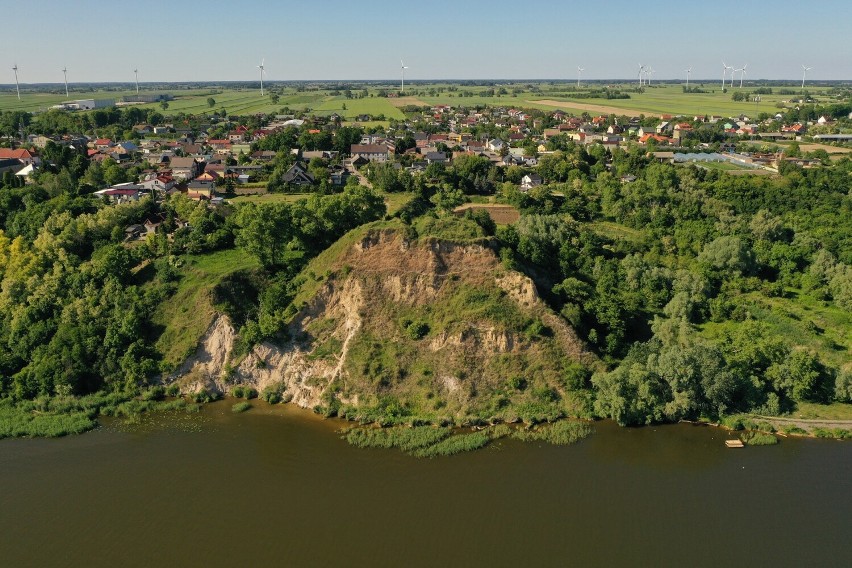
[1,402,850,567]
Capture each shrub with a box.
[342,426,451,452]
[189,389,218,403]
[232,401,252,413]
[261,386,283,404]
[741,431,779,446]
[165,383,181,397]
[0,399,97,439]
[525,319,552,339]
[156,398,187,412]
[400,319,430,340]
[409,431,491,457]
[512,420,593,445]
[141,386,165,401]
[813,428,851,439]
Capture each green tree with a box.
[234,203,292,267]
[207,97,216,108]
[766,350,831,403]
[429,186,465,213]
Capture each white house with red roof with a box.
[0,148,40,166]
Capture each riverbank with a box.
[3,390,851,449]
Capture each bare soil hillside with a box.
[174,224,597,424]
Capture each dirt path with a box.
[751,415,852,430]
[346,164,373,189]
[531,99,643,117]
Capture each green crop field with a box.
[0,87,329,116]
[0,81,837,119]
[412,84,793,118]
[524,83,791,117]
[313,96,405,120]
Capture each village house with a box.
[350,144,389,162]
[138,173,175,194]
[487,139,505,152]
[281,162,316,186]
[169,157,204,180]
[250,150,277,162]
[0,148,40,167]
[187,180,216,200]
[94,183,144,204]
[520,173,543,191]
[425,151,449,165]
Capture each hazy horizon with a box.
[2,0,851,83]
[1,78,849,89]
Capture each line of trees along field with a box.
[0,113,850,432]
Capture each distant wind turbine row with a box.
[636,64,655,86]
[720,61,750,89]
[6,61,819,98]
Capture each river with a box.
[1,402,850,567]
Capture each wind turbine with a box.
[62,66,69,98]
[576,66,585,88]
[12,64,20,100]
[400,60,408,93]
[257,58,266,96]
[133,68,139,94]
[638,64,645,86]
[685,67,692,88]
[801,65,811,89]
[736,64,748,88]
[722,61,733,88]
[645,67,654,85]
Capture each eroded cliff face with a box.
[173,229,595,417]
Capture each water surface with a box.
[1,403,850,567]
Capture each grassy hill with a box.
[144,249,261,371]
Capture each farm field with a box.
[767,139,852,160]
[518,83,790,117]
[0,81,840,120]
[528,83,788,117]
[313,97,405,120]
[454,203,520,224]
[406,83,803,117]
[0,87,328,115]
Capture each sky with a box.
[2,0,851,84]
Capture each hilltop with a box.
[175,219,597,424]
